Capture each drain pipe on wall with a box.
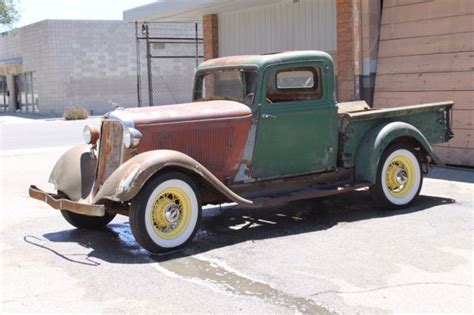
[352,0,363,101]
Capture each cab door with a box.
[251,62,338,180]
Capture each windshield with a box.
[193,69,258,106]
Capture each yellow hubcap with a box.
[151,187,191,240]
[385,155,416,198]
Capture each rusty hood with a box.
[106,100,253,182]
[116,100,252,126]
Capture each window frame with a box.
[265,66,323,104]
[275,68,316,90]
[193,67,260,107]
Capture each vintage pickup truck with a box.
[29,51,453,253]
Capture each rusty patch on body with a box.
[120,100,251,125]
[137,119,251,182]
[95,120,123,187]
[116,163,142,195]
[125,101,252,182]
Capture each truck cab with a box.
[194,51,338,181]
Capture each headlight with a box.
[83,125,100,144]
[123,127,142,149]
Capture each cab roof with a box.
[198,50,334,70]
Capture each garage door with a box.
[218,0,336,56]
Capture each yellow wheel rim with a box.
[151,187,191,240]
[385,155,416,198]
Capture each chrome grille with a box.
[96,120,124,186]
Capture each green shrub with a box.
[63,106,89,120]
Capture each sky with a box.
[14,0,156,28]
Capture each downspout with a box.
[352,0,363,101]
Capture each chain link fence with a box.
[135,22,204,107]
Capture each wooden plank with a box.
[375,71,474,92]
[378,32,474,57]
[382,0,474,25]
[384,0,431,8]
[449,128,473,149]
[446,147,474,166]
[433,146,474,166]
[381,14,474,40]
[452,110,474,130]
[434,142,449,148]
[373,91,473,110]
[433,146,449,162]
[377,52,474,75]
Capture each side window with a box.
[266,66,322,103]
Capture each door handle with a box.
[261,114,277,119]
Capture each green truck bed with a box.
[338,101,454,169]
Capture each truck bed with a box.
[337,101,454,168]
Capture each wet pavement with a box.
[1,146,473,313]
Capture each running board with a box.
[250,183,370,207]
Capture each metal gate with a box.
[135,22,204,107]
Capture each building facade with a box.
[124,0,473,166]
[0,19,199,116]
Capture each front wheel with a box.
[60,210,116,229]
[129,172,201,253]
[371,144,423,209]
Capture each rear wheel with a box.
[60,210,116,229]
[129,172,201,253]
[371,144,423,209]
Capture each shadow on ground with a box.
[28,191,454,265]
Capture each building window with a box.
[0,76,8,112]
[14,71,39,112]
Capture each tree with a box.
[0,0,19,30]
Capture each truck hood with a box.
[112,100,252,126]
[106,100,253,182]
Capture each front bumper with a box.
[29,185,105,217]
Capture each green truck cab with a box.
[30,51,454,253]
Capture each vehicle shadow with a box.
[36,191,455,265]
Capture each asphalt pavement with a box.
[1,115,472,313]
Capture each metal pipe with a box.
[144,24,153,107]
[135,21,142,107]
[136,36,203,41]
[149,56,204,59]
[148,40,203,45]
[195,23,199,68]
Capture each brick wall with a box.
[336,0,356,102]
[203,14,218,60]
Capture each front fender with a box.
[355,122,442,183]
[49,144,96,201]
[93,150,253,206]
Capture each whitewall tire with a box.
[130,172,201,253]
[371,144,423,209]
